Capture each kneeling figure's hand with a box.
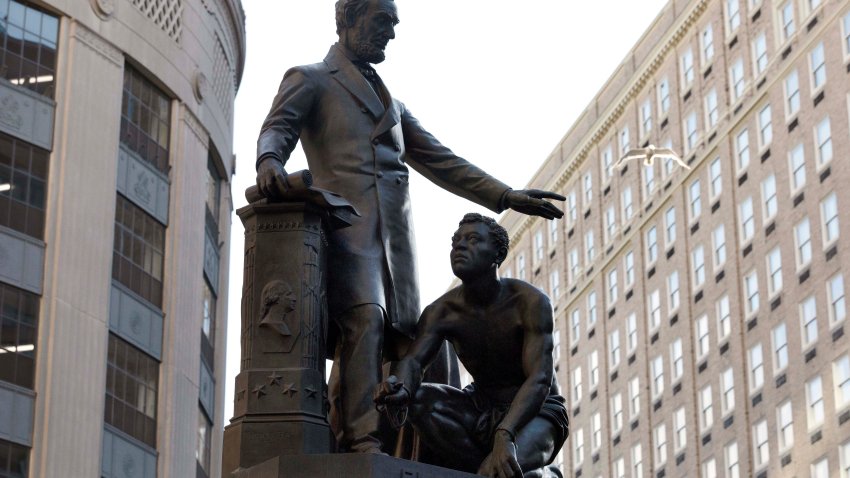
[478,429,522,478]
[373,375,410,407]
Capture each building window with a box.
[619,127,630,157]
[517,253,526,280]
[589,349,599,389]
[664,207,676,247]
[821,192,839,246]
[705,89,719,129]
[753,32,768,75]
[696,314,710,359]
[573,428,584,466]
[602,146,614,182]
[647,225,658,264]
[654,423,668,466]
[761,175,778,221]
[648,289,662,331]
[553,329,561,364]
[621,187,634,221]
[739,197,755,244]
[643,163,656,196]
[113,195,166,307]
[105,334,159,447]
[725,441,740,478]
[0,439,29,478]
[753,419,769,469]
[587,290,597,327]
[549,217,558,249]
[789,143,806,193]
[609,329,621,370]
[534,228,544,265]
[568,249,579,283]
[726,0,741,32]
[626,312,638,353]
[767,247,783,296]
[772,323,789,371]
[605,206,617,243]
[661,138,675,178]
[812,458,829,478]
[693,246,706,289]
[121,66,172,175]
[684,111,698,153]
[744,270,760,316]
[828,274,846,325]
[583,172,593,206]
[567,191,577,225]
[709,157,722,199]
[785,70,800,118]
[0,283,38,389]
[205,154,222,234]
[702,458,717,478]
[717,295,732,340]
[730,58,745,102]
[689,179,702,222]
[640,101,653,138]
[810,42,826,91]
[631,443,643,477]
[844,11,850,58]
[651,355,664,398]
[201,282,216,369]
[681,48,695,86]
[700,385,714,431]
[667,271,680,313]
[607,269,618,307]
[673,407,687,451]
[777,400,794,451]
[806,375,824,429]
[0,133,50,239]
[749,343,765,392]
[571,366,583,403]
[721,367,735,414]
[0,0,59,98]
[758,104,772,148]
[735,129,750,173]
[584,231,595,263]
[795,217,813,269]
[800,296,819,347]
[702,24,715,63]
[624,251,635,288]
[591,412,602,452]
[779,1,796,42]
[613,457,625,478]
[549,270,560,302]
[841,440,850,478]
[629,376,641,420]
[658,78,671,114]
[712,224,727,269]
[670,338,684,382]
[834,355,850,410]
[197,408,212,476]
[570,309,580,345]
[815,117,833,167]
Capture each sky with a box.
[225,0,670,422]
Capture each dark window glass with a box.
[120,66,171,175]
[0,439,28,478]
[0,0,59,98]
[0,132,49,239]
[195,408,211,476]
[204,152,222,244]
[200,282,215,370]
[0,283,38,389]
[113,195,165,307]
[104,334,158,448]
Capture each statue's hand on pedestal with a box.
[478,429,522,478]
[257,156,290,199]
[504,189,565,220]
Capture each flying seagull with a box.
[613,144,691,171]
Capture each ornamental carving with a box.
[90,0,115,19]
[0,95,23,131]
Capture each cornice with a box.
[72,21,123,67]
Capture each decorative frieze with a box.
[116,144,170,225]
[101,427,157,478]
[0,79,55,151]
[109,282,164,360]
[0,382,34,447]
[0,226,45,295]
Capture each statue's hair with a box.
[458,213,510,266]
[335,0,371,34]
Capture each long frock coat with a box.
[256,44,510,339]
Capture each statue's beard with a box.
[354,40,386,64]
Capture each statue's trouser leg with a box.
[334,304,385,453]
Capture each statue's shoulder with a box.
[502,278,551,307]
[284,61,328,80]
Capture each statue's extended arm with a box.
[374,305,445,406]
[478,294,554,478]
[255,67,317,198]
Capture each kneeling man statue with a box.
[375,213,569,478]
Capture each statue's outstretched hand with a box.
[504,189,565,220]
[373,375,410,408]
[478,430,523,478]
[256,156,290,199]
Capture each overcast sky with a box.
[224,0,670,422]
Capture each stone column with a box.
[222,201,334,476]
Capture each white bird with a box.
[613,144,690,171]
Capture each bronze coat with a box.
[257,45,510,337]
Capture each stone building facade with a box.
[0,0,245,477]
[494,0,850,476]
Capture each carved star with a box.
[252,385,267,399]
[267,371,283,387]
[236,389,247,401]
[304,387,318,398]
[281,383,298,398]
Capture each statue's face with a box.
[345,0,398,64]
[450,222,499,281]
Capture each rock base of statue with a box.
[232,453,481,478]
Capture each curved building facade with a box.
[0,0,245,477]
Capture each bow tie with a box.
[355,62,380,84]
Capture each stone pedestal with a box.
[232,454,482,478]
[223,202,336,476]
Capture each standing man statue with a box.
[255,0,564,454]
[374,213,569,477]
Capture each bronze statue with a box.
[255,0,564,454]
[375,214,568,478]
